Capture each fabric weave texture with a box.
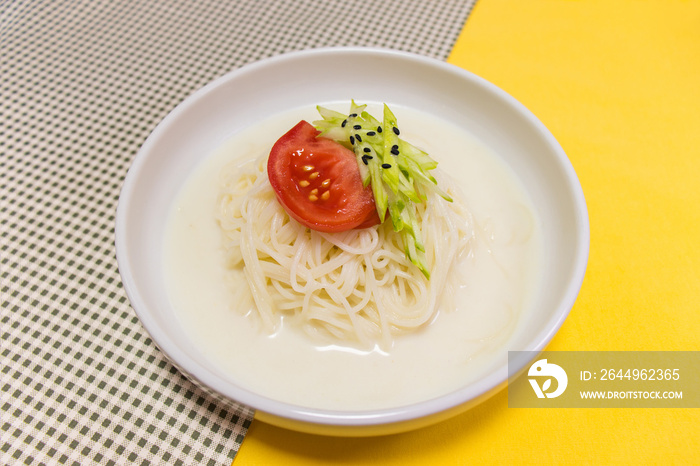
[0,0,477,464]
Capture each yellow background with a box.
[235,1,700,463]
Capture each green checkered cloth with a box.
[1,0,476,463]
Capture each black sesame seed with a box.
[363,147,371,153]
[362,154,373,165]
[381,163,391,169]
[355,134,362,142]
[362,157,369,165]
[390,148,399,156]
[353,124,361,130]
[350,113,358,117]
[377,126,382,133]
[392,127,400,135]
[392,144,398,151]
[341,119,347,128]
[366,131,376,136]
[349,135,355,145]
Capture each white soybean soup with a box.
[164,104,543,411]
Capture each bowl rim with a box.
[115,46,590,428]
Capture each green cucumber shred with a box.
[313,101,452,279]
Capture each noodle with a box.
[216,155,475,349]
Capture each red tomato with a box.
[267,120,380,232]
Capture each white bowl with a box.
[115,47,589,436]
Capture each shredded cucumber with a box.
[314,101,452,279]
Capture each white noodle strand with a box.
[216,155,474,348]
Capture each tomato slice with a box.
[268,121,380,232]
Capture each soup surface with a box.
[164,104,543,410]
